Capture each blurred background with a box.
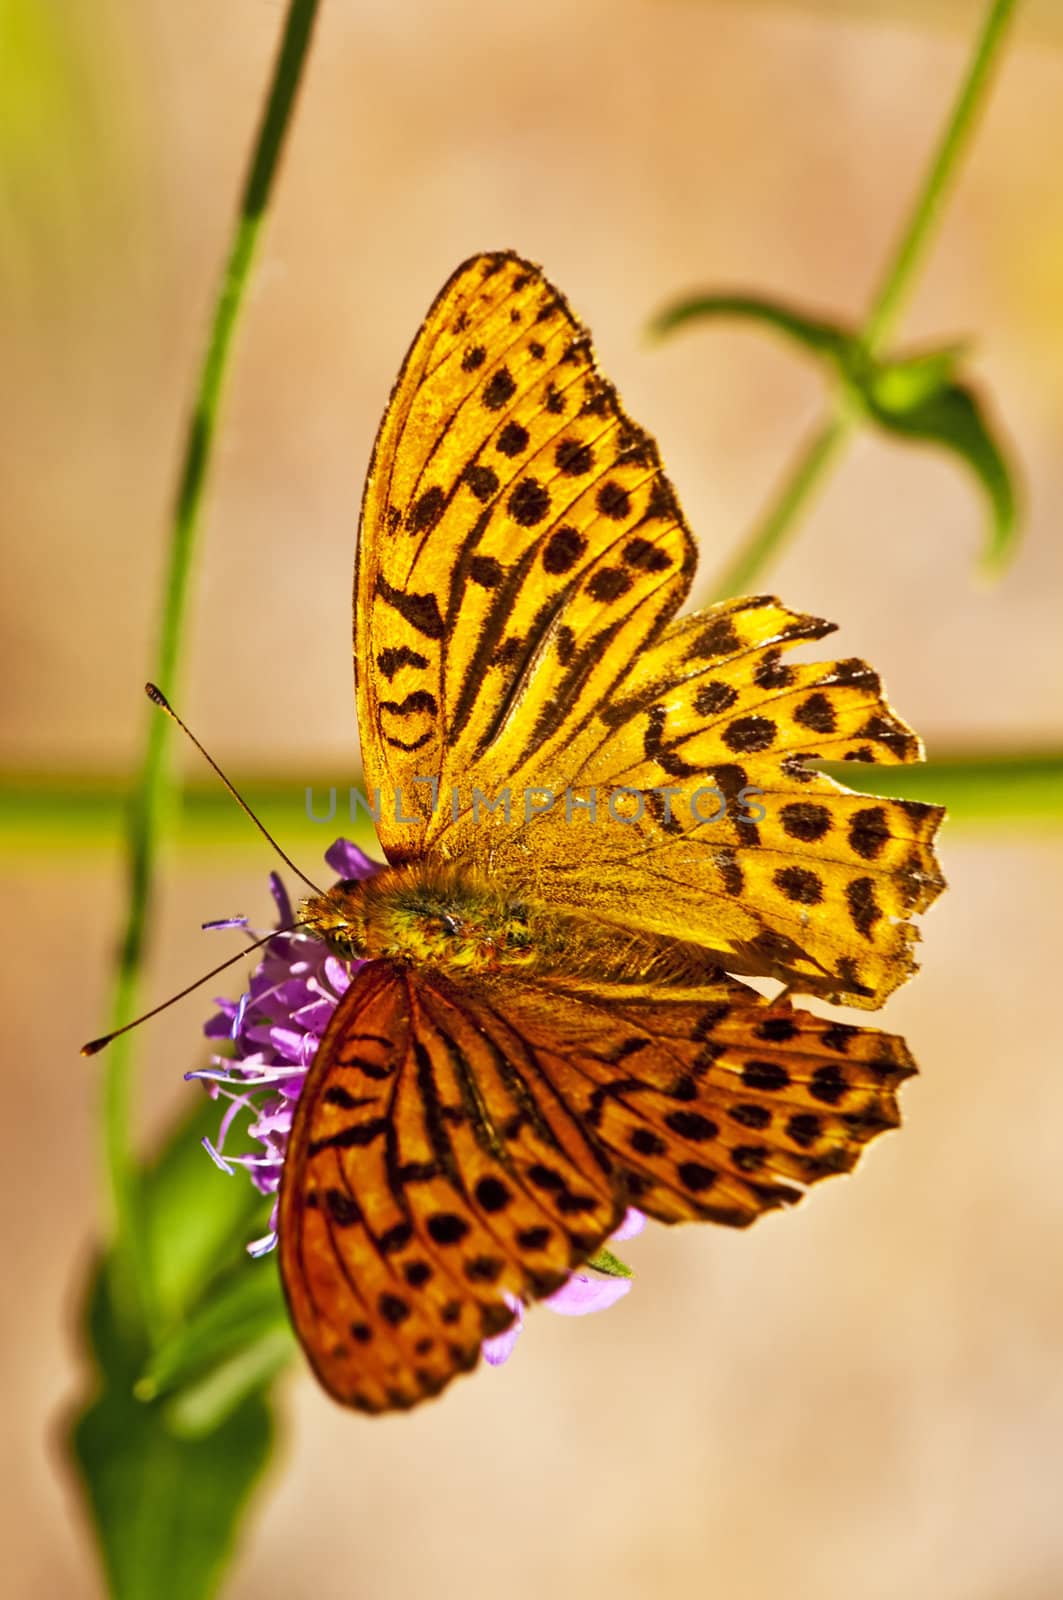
[3,0,1063,1596]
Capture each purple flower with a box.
[192,838,376,1256]
[195,839,644,1356]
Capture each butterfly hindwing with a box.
[441,594,945,1008]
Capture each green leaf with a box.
[584,1246,634,1279]
[70,1091,285,1596]
[649,289,1020,571]
[69,1255,276,1600]
[137,1258,290,1403]
[867,342,966,411]
[142,1095,275,1325]
[863,376,1019,570]
[71,1390,273,1600]
[161,1328,293,1441]
[650,291,852,365]
[72,1375,274,1599]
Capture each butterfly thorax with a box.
[300,861,741,995]
[299,862,541,974]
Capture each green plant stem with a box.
[6,757,1062,846]
[709,0,1020,602]
[862,0,1019,355]
[99,0,321,1341]
[710,415,847,601]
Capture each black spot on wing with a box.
[849,806,890,860]
[380,690,438,718]
[753,648,795,690]
[309,1118,388,1155]
[377,646,429,680]
[496,421,529,457]
[847,876,882,938]
[508,477,551,526]
[694,680,738,716]
[483,368,517,410]
[542,525,585,574]
[469,555,504,588]
[643,703,700,779]
[774,866,824,905]
[794,693,837,734]
[409,486,446,533]
[465,464,500,502]
[723,716,776,754]
[376,576,445,639]
[596,481,630,520]
[623,537,670,572]
[687,617,741,660]
[555,437,594,476]
[587,567,633,603]
[780,801,832,842]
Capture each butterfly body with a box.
[300,857,773,993]
[277,251,946,1412]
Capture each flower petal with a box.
[323,956,353,997]
[201,1136,236,1176]
[483,1295,524,1366]
[292,998,338,1034]
[325,838,380,881]
[269,871,293,928]
[545,1274,633,1317]
[610,1208,646,1243]
[231,992,250,1039]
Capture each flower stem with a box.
[708,0,1020,603]
[100,0,321,1340]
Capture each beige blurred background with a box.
[4,1,1063,1596]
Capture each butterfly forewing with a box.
[356,251,696,859]
[443,593,946,1007]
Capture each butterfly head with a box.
[299,879,372,961]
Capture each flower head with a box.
[194,840,643,1352]
[192,838,376,1256]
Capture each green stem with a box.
[862,0,1019,355]
[100,0,321,1340]
[6,756,1061,842]
[709,415,847,601]
[708,0,1020,601]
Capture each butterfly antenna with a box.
[145,682,324,894]
[81,922,306,1056]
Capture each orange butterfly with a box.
[278,252,945,1412]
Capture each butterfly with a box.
[279,251,945,1412]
